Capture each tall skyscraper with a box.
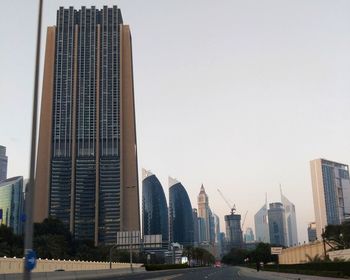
[198,217,207,243]
[254,200,270,243]
[213,213,221,259]
[35,6,140,245]
[168,177,194,245]
[197,184,210,242]
[280,189,298,247]
[192,208,199,245]
[224,213,243,249]
[244,227,255,242]
[213,213,220,244]
[142,169,168,243]
[268,202,287,246]
[0,176,24,234]
[310,159,350,239]
[0,145,8,182]
[209,209,216,243]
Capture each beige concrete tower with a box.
[120,25,140,232]
[197,184,210,242]
[34,26,55,223]
[34,6,140,245]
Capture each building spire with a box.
[168,176,179,188]
[279,183,284,201]
[142,168,153,180]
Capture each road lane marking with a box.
[146,274,183,280]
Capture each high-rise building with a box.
[254,201,270,243]
[34,6,140,245]
[307,222,317,242]
[0,176,24,234]
[268,202,287,246]
[0,145,8,182]
[197,184,211,242]
[281,189,298,247]
[192,208,199,245]
[213,213,221,258]
[209,209,216,243]
[310,159,350,239]
[213,213,220,243]
[169,177,194,245]
[198,217,207,243]
[244,227,255,242]
[219,232,226,254]
[224,213,243,249]
[142,169,168,243]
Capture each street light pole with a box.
[109,245,118,269]
[129,244,133,272]
[23,0,43,279]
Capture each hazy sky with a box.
[1,0,350,243]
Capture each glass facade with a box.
[192,209,199,245]
[307,222,317,242]
[0,176,24,234]
[142,173,168,242]
[254,203,270,243]
[169,181,194,246]
[321,160,350,226]
[322,164,339,225]
[224,214,243,249]
[281,192,298,247]
[311,159,350,239]
[268,202,287,246]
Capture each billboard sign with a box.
[271,247,283,255]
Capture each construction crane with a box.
[217,188,236,215]
[241,210,248,229]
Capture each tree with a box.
[182,246,215,266]
[222,248,249,265]
[250,242,275,264]
[0,225,23,257]
[323,221,350,250]
[33,217,72,259]
[34,234,69,259]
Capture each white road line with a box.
[146,273,183,280]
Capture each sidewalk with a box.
[0,267,145,280]
[238,266,348,280]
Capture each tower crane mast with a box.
[241,210,248,229]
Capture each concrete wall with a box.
[0,257,142,274]
[278,241,331,264]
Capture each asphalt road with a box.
[97,266,347,280]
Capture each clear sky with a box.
[1,0,350,243]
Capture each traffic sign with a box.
[25,250,37,271]
[271,247,283,255]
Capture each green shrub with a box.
[263,262,350,278]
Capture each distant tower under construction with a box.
[224,213,243,249]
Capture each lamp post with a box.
[23,0,43,279]
[109,245,118,269]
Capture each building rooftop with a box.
[0,176,22,187]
